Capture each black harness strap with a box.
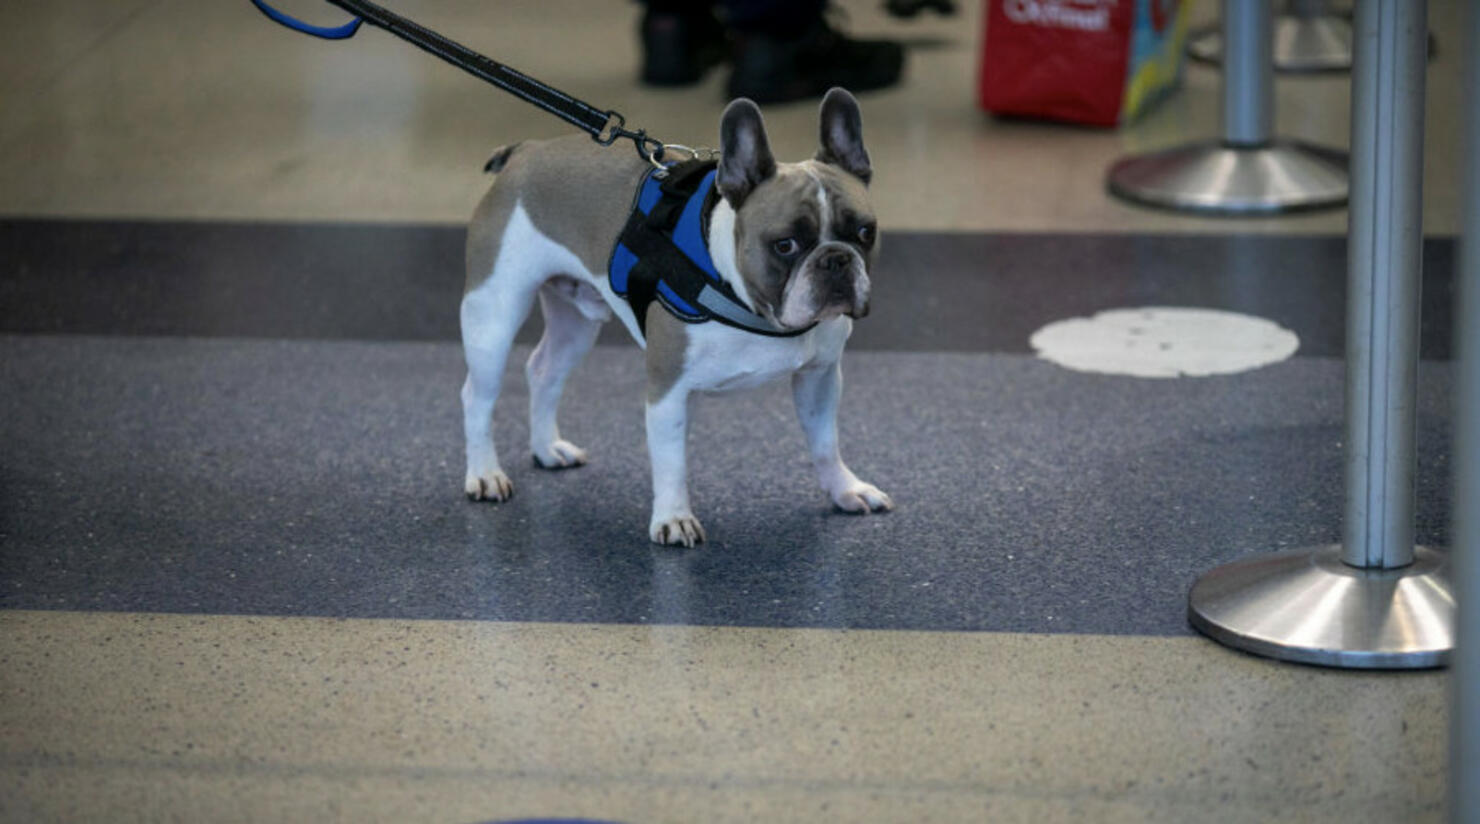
[657,158,718,194]
[618,161,716,337]
[621,232,699,337]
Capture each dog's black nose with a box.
[819,249,852,272]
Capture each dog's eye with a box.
[772,238,800,257]
[856,224,876,246]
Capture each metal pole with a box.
[1343,0,1426,570]
[1190,0,1354,74]
[1184,0,1451,668]
[1452,1,1480,816]
[1223,0,1274,146]
[1105,0,1347,214]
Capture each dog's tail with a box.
[483,142,523,174]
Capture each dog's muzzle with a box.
[816,247,870,319]
[776,244,872,327]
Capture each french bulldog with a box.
[460,87,891,547]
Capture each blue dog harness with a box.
[608,159,811,340]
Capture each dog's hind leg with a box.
[527,277,608,469]
[460,209,546,503]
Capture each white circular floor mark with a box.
[1029,307,1300,379]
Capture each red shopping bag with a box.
[979,0,1189,127]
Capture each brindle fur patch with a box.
[644,306,689,404]
[466,134,650,294]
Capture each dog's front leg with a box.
[646,387,705,547]
[793,361,893,514]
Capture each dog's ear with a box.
[718,98,777,208]
[815,87,871,185]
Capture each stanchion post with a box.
[1223,0,1273,146]
[1343,0,1425,570]
[1188,0,1354,75]
[1184,0,1451,669]
[1452,1,1480,818]
[1106,0,1348,214]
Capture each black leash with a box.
[248,0,666,163]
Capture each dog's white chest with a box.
[683,317,852,394]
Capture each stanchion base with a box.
[1106,139,1348,215]
[1188,545,1453,669]
[1187,15,1353,73]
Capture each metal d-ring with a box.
[659,144,719,162]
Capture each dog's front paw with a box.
[532,439,589,470]
[832,481,893,514]
[465,471,514,503]
[650,514,706,548]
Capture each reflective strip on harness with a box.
[696,285,792,334]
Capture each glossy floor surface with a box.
[0,0,1466,822]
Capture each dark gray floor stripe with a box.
[0,219,1460,358]
[0,336,1452,634]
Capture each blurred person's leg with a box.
[725,2,904,104]
[722,0,826,32]
[638,1,904,103]
[640,1,727,86]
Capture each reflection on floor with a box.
[0,0,1464,821]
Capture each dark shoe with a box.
[640,9,727,87]
[727,17,904,104]
[883,0,957,18]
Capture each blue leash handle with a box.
[249,0,362,40]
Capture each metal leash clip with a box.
[658,144,719,162]
[597,113,667,167]
[648,144,720,178]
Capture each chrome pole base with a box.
[1106,139,1348,215]
[1189,545,1454,669]
[1188,15,1353,73]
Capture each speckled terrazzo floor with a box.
[0,335,1458,633]
[0,611,1449,824]
[0,251,1458,822]
[1,0,1470,820]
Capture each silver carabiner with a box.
[658,144,719,162]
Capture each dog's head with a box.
[714,87,876,330]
